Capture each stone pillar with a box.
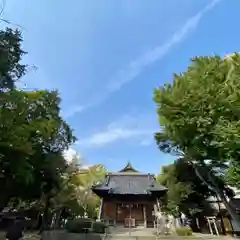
[143,205,147,228]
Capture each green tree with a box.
[157,164,193,216]
[0,27,76,220]
[157,158,222,217]
[154,54,240,230]
[71,164,106,218]
[227,162,240,189]
[0,28,27,90]
[0,90,75,206]
[50,157,106,227]
[50,156,83,229]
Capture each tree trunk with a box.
[33,211,41,230]
[40,195,51,232]
[54,207,63,229]
[50,213,56,229]
[192,162,240,234]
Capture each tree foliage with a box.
[0,28,27,90]
[0,24,108,231]
[0,90,76,204]
[154,54,240,229]
[0,25,107,230]
[48,160,106,228]
[227,162,240,189]
[154,54,240,165]
[157,158,212,216]
[69,164,106,218]
[0,27,76,212]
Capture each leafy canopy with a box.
[157,158,212,216]
[154,54,240,166]
[0,28,27,90]
[0,27,76,207]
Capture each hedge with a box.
[66,218,93,233]
[175,227,193,236]
[92,222,107,234]
[66,219,107,234]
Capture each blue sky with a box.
[2,0,240,173]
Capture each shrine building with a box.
[92,162,167,228]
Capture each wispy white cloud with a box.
[140,138,154,147]
[77,128,152,148]
[63,0,220,119]
[62,105,86,119]
[107,0,220,91]
[76,115,157,148]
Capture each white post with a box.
[196,218,200,229]
[156,198,160,211]
[207,218,213,235]
[213,219,219,236]
[143,205,147,228]
[98,199,103,220]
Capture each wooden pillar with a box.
[114,202,118,225]
[143,205,147,228]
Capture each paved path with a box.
[107,226,236,239]
[0,230,235,240]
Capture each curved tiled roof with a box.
[92,162,167,196]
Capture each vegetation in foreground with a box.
[154,54,240,230]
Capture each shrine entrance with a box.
[92,162,167,228]
[117,203,145,227]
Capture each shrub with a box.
[66,218,93,233]
[175,227,193,236]
[92,222,107,234]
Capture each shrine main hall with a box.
[92,162,167,228]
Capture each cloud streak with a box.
[76,115,157,148]
[140,138,154,147]
[65,0,220,119]
[108,0,221,91]
[62,105,86,119]
[77,128,153,148]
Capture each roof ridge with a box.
[108,173,154,176]
[118,162,139,173]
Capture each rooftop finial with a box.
[119,161,139,172]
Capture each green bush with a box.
[175,227,193,236]
[92,222,107,234]
[66,218,93,233]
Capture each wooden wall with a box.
[101,200,155,222]
[102,201,115,220]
